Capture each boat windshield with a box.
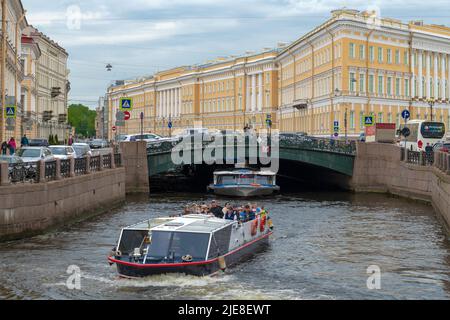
[217,175,237,185]
[239,174,255,185]
[255,175,273,185]
[147,231,210,262]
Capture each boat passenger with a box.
[209,200,224,218]
[224,208,236,221]
[222,203,231,217]
[240,205,252,222]
[259,206,268,219]
[200,205,210,215]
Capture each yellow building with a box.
[105,9,450,139]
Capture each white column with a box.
[157,92,161,118]
[418,50,423,98]
[411,50,416,98]
[448,54,450,100]
[434,52,438,98]
[426,51,431,99]
[258,73,263,111]
[246,75,251,111]
[251,74,256,112]
[171,89,175,118]
[441,54,446,100]
[161,91,165,118]
[178,88,182,117]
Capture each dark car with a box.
[29,139,49,147]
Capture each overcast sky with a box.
[21,0,450,109]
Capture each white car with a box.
[49,146,76,160]
[16,147,55,163]
[72,143,94,158]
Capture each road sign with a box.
[116,120,125,127]
[6,118,15,126]
[5,106,16,119]
[140,112,144,120]
[116,111,125,121]
[402,109,411,120]
[334,120,339,133]
[168,121,173,129]
[124,111,131,121]
[112,126,117,132]
[120,98,133,111]
[266,114,272,120]
[364,115,375,127]
[334,132,339,137]
[266,119,272,128]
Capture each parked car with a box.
[0,155,24,164]
[49,146,76,160]
[89,139,109,149]
[72,143,93,158]
[16,147,55,163]
[29,139,49,147]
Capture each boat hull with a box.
[109,232,272,278]
[208,185,280,198]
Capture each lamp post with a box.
[427,97,435,122]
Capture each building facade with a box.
[20,34,41,139]
[23,26,70,142]
[105,9,450,139]
[0,0,27,142]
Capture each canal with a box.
[0,192,449,300]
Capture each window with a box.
[388,113,392,124]
[387,49,392,63]
[395,50,400,64]
[405,79,410,97]
[369,75,375,93]
[369,46,374,62]
[359,45,365,59]
[387,77,392,95]
[349,72,356,91]
[378,75,383,94]
[359,73,365,92]
[350,111,355,129]
[349,43,355,59]
[378,47,383,63]
[378,112,383,123]
[395,78,400,96]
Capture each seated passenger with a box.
[209,200,224,218]
[224,209,236,221]
[240,205,252,222]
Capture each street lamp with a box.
[427,97,435,122]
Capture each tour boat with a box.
[207,169,280,198]
[108,214,273,278]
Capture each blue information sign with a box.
[401,109,410,120]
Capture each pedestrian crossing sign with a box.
[120,98,133,111]
[364,115,374,127]
[5,105,16,119]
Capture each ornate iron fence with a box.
[279,135,357,155]
[406,150,434,166]
[75,158,87,176]
[8,162,39,184]
[90,156,101,172]
[102,154,112,169]
[45,161,57,181]
[60,159,71,178]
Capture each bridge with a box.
[147,135,356,177]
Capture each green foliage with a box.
[54,134,59,145]
[48,134,54,145]
[68,104,97,138]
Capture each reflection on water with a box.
[0,192,449,300]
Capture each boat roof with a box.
[151,214,234,234]
[214,169,276,176]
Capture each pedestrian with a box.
[209,200,224,218]
[7,137,16,155]
[68,135,74,146]
[21,134,29,147]
[1,141,7,155]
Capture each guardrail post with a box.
[99,154,104,171]
[85,155,91,174]
[39,160,45,183]
[0,161,10,186]
[55,158,62,180]
[419,151,423,166]
[446,154,450,175]
[70,157,75,177]
[110,152,116,169]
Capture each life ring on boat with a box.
[182,255,193,262]
[251,219,259,236]
[260,216,267,232]
[251,183,261,187]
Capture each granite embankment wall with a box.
[0,160,126,242]
[350,143,450,230]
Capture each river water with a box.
[0,192,449,300]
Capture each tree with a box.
[68,104,97,138]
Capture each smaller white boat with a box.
[207,169,280,198]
